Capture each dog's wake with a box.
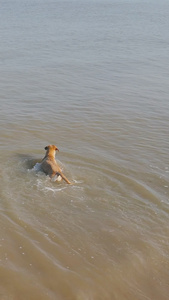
[30,162,82,194]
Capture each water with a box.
[0,0,169,299]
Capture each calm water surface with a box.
[0,0,169,299]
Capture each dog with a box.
[40,145,71,184]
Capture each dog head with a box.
[45,145,59,151]
[44,145,59,156]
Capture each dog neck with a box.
[44,149,56,160]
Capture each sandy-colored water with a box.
[0,0,169,299]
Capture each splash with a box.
[31,162,42,172]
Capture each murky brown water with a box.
[0,0,169,299]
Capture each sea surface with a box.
[0,0,169,299]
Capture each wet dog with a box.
[40,145,71,184]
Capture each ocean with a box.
[0,0,169,299]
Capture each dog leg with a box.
[56,172,71,184]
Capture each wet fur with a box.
[41,145,71,184]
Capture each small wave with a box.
[34,176,84,195]
[44,186,68,192]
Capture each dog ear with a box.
[44,146,49,150]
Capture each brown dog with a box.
[40,145,71,184]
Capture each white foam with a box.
[44,186,67,192]
[31,162,42,172]
[35,177,70,193]
[73,179,83,184]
